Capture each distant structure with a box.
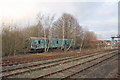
[111,34,120,49]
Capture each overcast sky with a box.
[0,0,119,40]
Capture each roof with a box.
[30,37,47,40]
[30,37,73,40]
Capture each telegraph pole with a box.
[111,35,120,49]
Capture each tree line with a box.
[1,13,97,57]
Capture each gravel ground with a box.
[8,51,116,78]
[72,54,118,78]
[2,48,109,61]
[3,50,113,77]
[1,49,117,79]
[106,68,118,78]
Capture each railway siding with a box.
[6,50,117,78]
[2,50,113,74]
[72,55,118,78]
[2,49,117,66]
[44,52,117,78]
[3,50,117,70]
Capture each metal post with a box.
[111,37,114,49]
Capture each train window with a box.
[48,40,49,43]
[64,41,66,44]
[38,40,41,44]
[56,41,58,44]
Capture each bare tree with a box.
[2,24,19,56]
[82,30,97,48]
[36,13,55,52]
[2,13,97,57]
[52,13,83,50]
[46,15,55,52]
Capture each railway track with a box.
[1,53,89,66]
[31,51,118,79]
[1,49,118,79]
[1,49,113,78]
[2,49,114,69]
[2,49,117,66]
[61,53,117,79]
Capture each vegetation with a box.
[1,13,97,57]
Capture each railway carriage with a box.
[25,37,74,51]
